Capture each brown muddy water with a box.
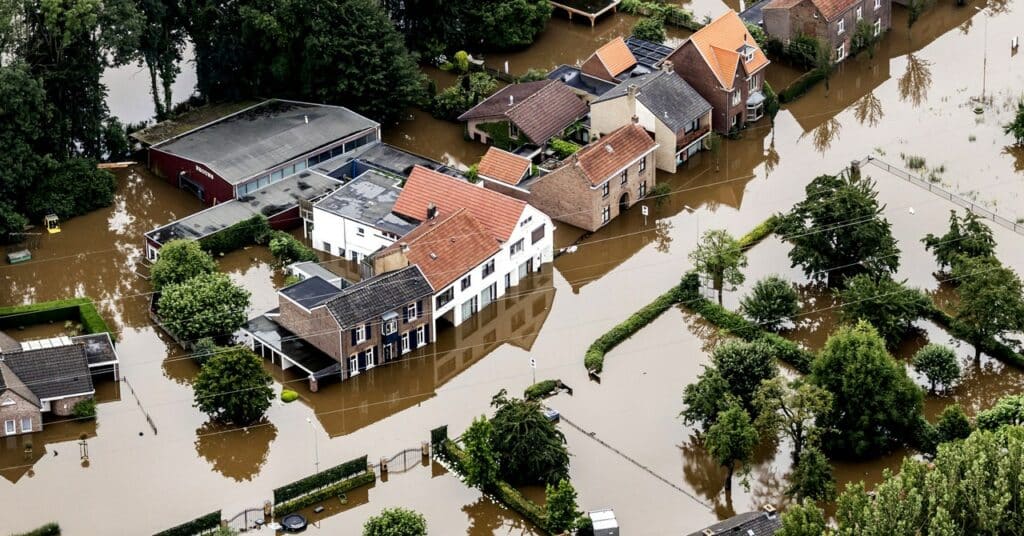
[4,0,1023,534]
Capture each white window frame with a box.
[401,333,410,354]
[856,7,862,20]
[601,205,611,223]
[873,18,881,36]
[382,319,397,336]
[416,326,426,348]
[21,417,32,433]
[356,227,365,237]
[1,398,14,407]
[874,0,880,9]
[355,324,367,344]
[461,275,472,290]
[639,156,647,172]
[366,346,376,368]
[406,303,418,320]
[620,170,628,185]
[4,419,15,435]
[349,355,359,376]
[730,90,741,106]
[601,182,610,197]
[836,43,846,61]
[510,239,524,257]
[749,76,758,93]
[837,18,845,34]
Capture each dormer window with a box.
[740,44,756,63]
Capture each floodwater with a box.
[4,0,1023,534]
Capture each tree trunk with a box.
[724,463,734,491]
[975,345,982,363]
[147,58,165,121]
[792,438,803,464]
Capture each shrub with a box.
[275,470,375,515]
[912,344,960,393]
[838,274,930,346]
[740,275,800,331]
[632,16,667,43]
[649,182,672,206]
[153,511,221,536]
[280,390,299,403]
[150,239,218,291]
[199,215,271,256]
[975,394,1024,430]
[0,298,111,338]
[779,69,827,103]
[737,214,780,249]
[550,138,581,159]
[453,50,470,73]
[268,231,317,265]
[524,379,559,400]
[12,523,61,536]
[192,337,219,365]
[517,68,549,83]
[584,282,684,373]
[936,403,973,443]
[71,398,96,419]
[363,507,427,536]
[490,390,569,486]
[273,455,369,505]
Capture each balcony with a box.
[677,124,711,151]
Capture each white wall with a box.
[433,205,554,327]
[310,207,397,262]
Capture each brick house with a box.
[665,10,771,133]
[590,68,713,173]
[580,36,638,82]
[762,0,892,62]
[524,123,658,232]
[476,147,534,192]
[458,80,589,150]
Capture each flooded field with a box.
[3,0,1023,534]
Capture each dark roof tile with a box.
[325,266,433,328]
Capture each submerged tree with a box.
[544,479,580,534]
[1005,100,1024,145]
[952,255,1024,361]
[193,346,273,425]
[689,229,748,304]
[704,402,759,491]
[786,446,835,501]
[489,389,569,485]
[922,210,996,271]
[463,416,499,489]
[710,339,778,411]
[838,274,930,347]
[363,507,428,536]
[740,275,800,331]
[935,403,972,442]
[681,366,737,433]
[912,344,960,393]
[754,377,832,462]
[150,239,218,290]
[157,272,250,342]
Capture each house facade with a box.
[763,0,891,62]
[526,123,658,232]
[590,68,713,173]
[458,80,589,150]
[666,10,771,133]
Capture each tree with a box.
[776,173,900,287]
[157,273,251,342]
[681,366,737,433]
[150,239,218,290]
[1006,100,1024,145]
[689,229,748,304]
[935,403,972,443]
[912,344,960,393]
[711,339,778,411]
[740,275,800,331]
[131,0,187,119]
[922,210,996,271]
[193,346,273,425]
[0,62,49,238]
[777,499,827,536]
[430,72,498,120]
[461,0,552,50]
[763,81,780,127]
[463,416,499,489]
[952,255,1024,360]
[838,274,930,346]
[632,16,666,43]
[975,394,1024,430]
[745,22,768,48]
[811,321,924,458]
[907,0,935,28]
[753,377,832,462]
[704,402,759,491]
[544,479,580,534]
[786,446,835,501]
[489,390,569,485]
[363,507,427,536]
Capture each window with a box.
[461,296,479,320]
[731,114,740,127]
[639,181,648,198]
[4,420,15,435]
[271,169,285,182]
[837,18,845,34]
[482,258,495,278]
[685,118,699,133]
[531,224,545,245]
[350,250,359,261]
[509,239,524,257]
[509,124,520,138]
[366,346,376,368]
[519,216,533,227]
[639,156,647,172]
[480,283,498,307]
[349,356,358,376]
[383,343,393,362]
[874,0,880,9]
[382,319,397,336]
[730,90,741,106]
[1,397,14,407]
[416,326,426,347]
[601,205,611,223]
[338,247,346,257]
[749,75,758,93]
[856,6,862,20]
[873,18,881,36]
[836,43,846,61]
[20,417,31,432]
[620,170,628,185]
[436,287,454,308]
[356,227,365,237]
[322,241,331,253]
[356,324,367,343]
[602,182,610,197]
[461,274,472,290]
[406,303,418,321]
[401,333,410,353]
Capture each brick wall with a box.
[49,394,91,418]
[277,299,343,362]
[0,390,42,436]
[669,45,733,133]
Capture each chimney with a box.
[661,60,674,73]
[509,95,515,106]
[762,504,777,519]
[627,84,638,99]
[426,203,438,220]
[400,242,409,253]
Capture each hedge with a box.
[922,305,1024,368]
[152,511,221,536]
[737,214,780,250]
[524,379,559,400]
[779,68,828,103]
[274,470,375,516]
[199,215,271,256]
[12,523,60,536]
[620,0,703,31]
[268,230,317,265]
[584,283,686,373]
[273,455,368,505]
[0,297,111,338]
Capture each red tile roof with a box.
[478,147,532,186]
[393,166,527,241]
[458,80,588,145]
[766,0,857,21]
[572,124,657,186]
[382,209,501,291]
[684,10,770,90]
[593,37,637,78]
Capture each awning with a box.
[747,91,766,107]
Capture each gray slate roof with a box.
[0,361,40,407]
[1,344,94,401]
[280,276,345,310]
[153,100,379,185]
[593,70,712,134]
[686,511,782,536]
[314,169,418,236]
[325,265,433,328]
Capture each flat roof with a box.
[279,276,344,310]
[152,99,379,185]
[288,261,351,287]
[547,65,618,98]
[71,333,120,367]
[312,141,461,181]
[245,314,338,377]
[314,169,418,236]
[146,171,341,245]
[130,100,262,146]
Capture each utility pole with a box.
[975,6,988,104]
[306,417,319,474]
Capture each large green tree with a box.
[922,210,996,271]
[363,507,427,536]
[150,239,218,290]
[193,345,273,424]
[157,272,251,342]
[776,173,900,287]
[0,62,49,236]
[975,394,1024,430]
[911,344,960,393]
[952,255,1024,361]
[704,402,759,491]
[786,446,835,501]
[689,229,747,304]
[1004,99,1024,145]
[838,274,930,346]
[754,377,832,462]
[462,416,499,489]
[776,499,828,536]
[544,479,580,534]
[935,403,972,443]
[489,390,569,485]
[461,0,551,51]
[131,0,187,119]
[811,321,924,458]
[681,366,737,433]
[710,339,778,411]
[740,275,800,331]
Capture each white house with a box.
[309,169,418,263]
[372,165,554,327]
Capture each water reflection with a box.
[0,420,98,484]
[897,54,933,107]
[853,91,884,127]
[810,117,843,154]
[463,496,537,535]
[194,420,277,481]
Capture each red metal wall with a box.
[148,148,236,206]
[268,206,301,230]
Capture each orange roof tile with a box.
[478,147,532,186]
[685,10,770,90]
[571,124,657,186]
[382,209,501,291]
[764,0,855,21]
[394,166,527,241]
[594,37,637,78]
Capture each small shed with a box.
[7,249,31,264]
[589,509,619,536]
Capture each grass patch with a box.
[0,297,112,339]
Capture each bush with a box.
[517,68,549,83]
[550,138,581,159]
[584,282,685,373]
[936,403,973,443]
[275,470,375,515]
[363,507,427,536]
[273,455,369,505]
[150,239,218,291]
[619,0,701,31]
[838,274,930,347]
[192,337,219,365]
[912,344,960,393]
[632,16,667,43]
[975,394,1024,431]
[280,389,299,403]
[0,298,111,337]
[779,69,827,103]
[524,379,559,400]
[11,523,61,536]
[268,231,317,265]
[199,215,271,256]
[71,398,96,419]
[737,214,779,249]
[153,511,221,536]
[923,305,1024,368]
[740,275,800,331]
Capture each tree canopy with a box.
[681,366,737,433]
[952,255,1024,360]
[363,507,428,536]
[157,272,251,342]
[975,394,1024,430]
[921,210,996,271]
[811,321,924,458]
[754,377,832,462]
[463,416,499,489]
[689,229,747,304]
[776,499,828,536]
[489,390,569,485]
[544,479,580,534]
[911,344,960,393]
[837,274,930,346]
[740,275,800,331]
[381,0,551,55]
[786,446,835,501]
[632,16,666,43]
[935,403,972,443]
[704,402,759,490]
[776,173,900,287]
[151,239,218,290]
[1004,99,1024,146]
[193,345,273,425]
[709,339,778,411]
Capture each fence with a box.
[121,376,158,435]
[223,507,266,532]
[864,157,1024,237]
[370,447,429,476]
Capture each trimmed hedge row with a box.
[0,297,111,338]
[779,68,828,103]
[584,283,686,373]
[267,230,318,265]
[273,455,368,505]
[619,0,703,31]
[152,511,221,536]
[524,379,559,400]
[274,470,375,516]
[922,306,1024,368]
[12,523,60,536]
[737,214,780,250]
[199,215,272,256]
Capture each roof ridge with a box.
[507,79,558,113]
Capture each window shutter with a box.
[424,325,430,345]
[412,328,419,347]
[417,300,423,318]
[403,306,409,323]
[364,324,371,340]
[350,328,357,346]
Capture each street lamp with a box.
[306,417,319,474]
[684,205,701,238]
[975,6,988,104]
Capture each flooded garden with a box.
[2,0,1024,534]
